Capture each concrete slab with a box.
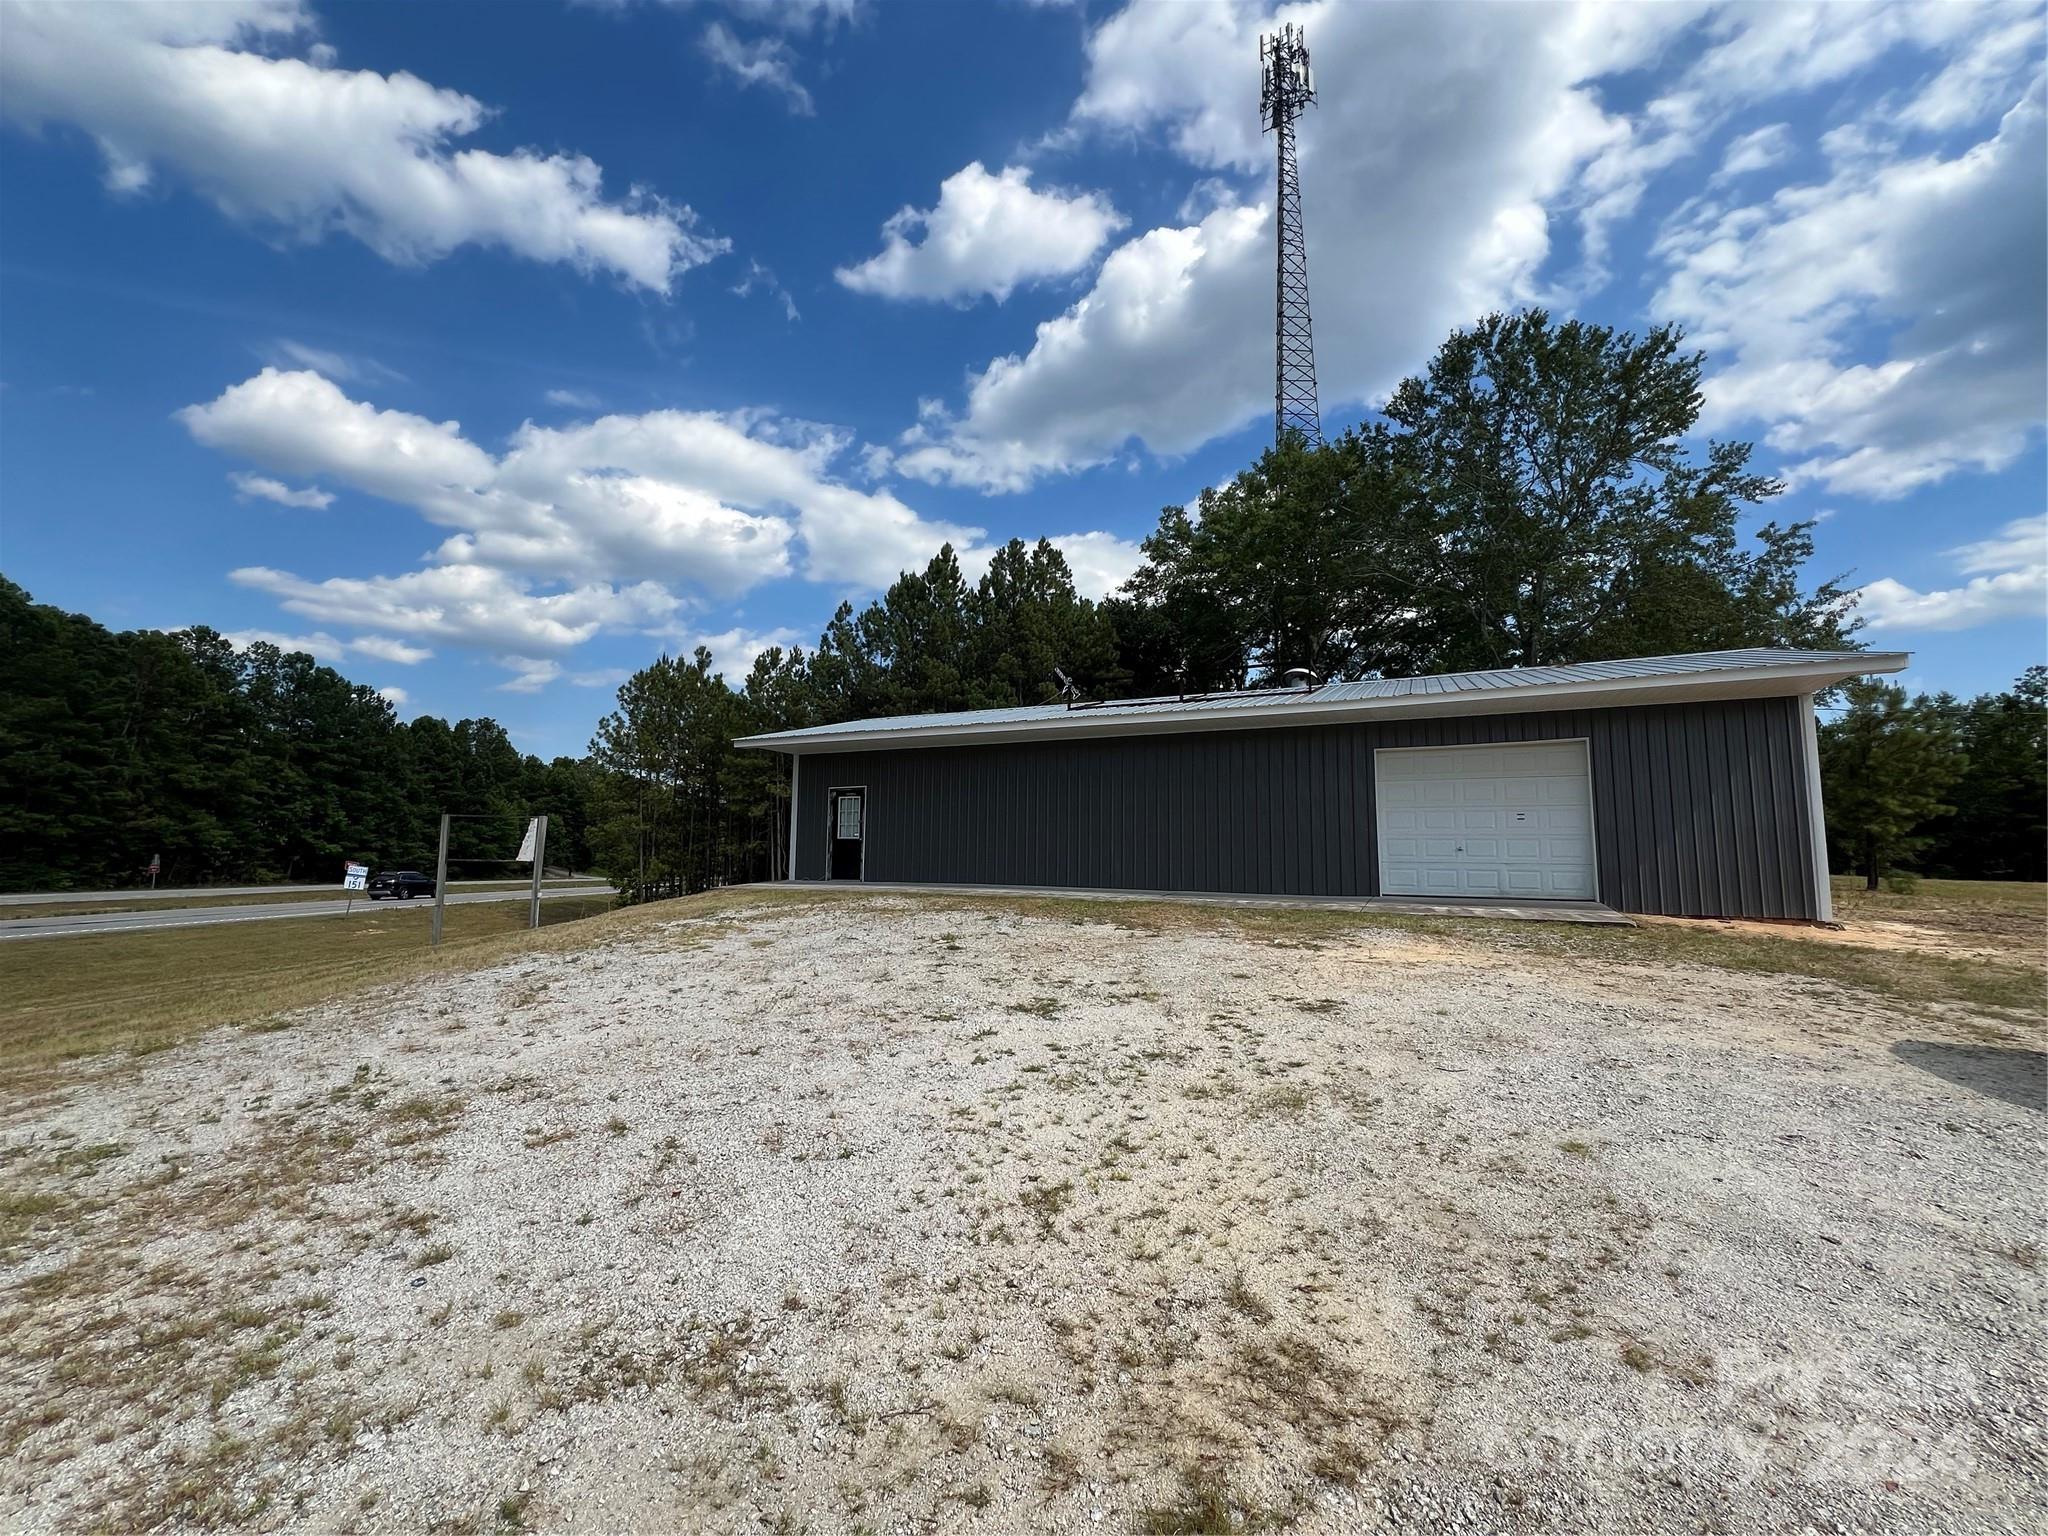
[748,880,1633,926]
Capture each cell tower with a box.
[1260,23,1321,448]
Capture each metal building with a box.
[736,649,1907,922]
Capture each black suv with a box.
[367,870,437,900]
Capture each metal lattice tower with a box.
[1260,23,1321,448]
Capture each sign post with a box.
[519,816,549,930]
[148,853,160,890]
[430,814,450,948]
[342,860,367,915]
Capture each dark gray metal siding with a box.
[794,698,1822,920]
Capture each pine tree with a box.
[1820,680,1966,890]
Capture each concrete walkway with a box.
[752,880,1632,925]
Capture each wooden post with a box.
[528,815,548,930]
[430,813,450,948]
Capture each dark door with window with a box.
[829,788,865,880]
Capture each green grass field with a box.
[0,895,619,1078]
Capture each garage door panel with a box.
[1376,741,1596,902]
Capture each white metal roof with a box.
[735,647,1907,754]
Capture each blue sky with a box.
[2,0,2042,758]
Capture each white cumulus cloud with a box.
[229,564,682,655]
[350,634,434,665]
[897,1,2046,498]
[899,0,1678,490]
[1855,514,2048,632]
[180,367,986,661]
[230,472,334,510]
[680,625,807,684]
[496,657,563,693]
[955,532,1145,602]
[1042,531,1145,601]
[218,628,431,666]
[0,0,725,291]
[1656,78,2047,499]
[180,370,498,516]
[837,162,1124,304]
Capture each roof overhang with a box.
[736,653,1908,754]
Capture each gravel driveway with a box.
[2,893,2042,1533]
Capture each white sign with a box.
[343,862,368,892]
[515,818,539,863]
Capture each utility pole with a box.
[430,813,450,948]
[1261,23,1322,449]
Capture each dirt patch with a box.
[1,896,2042,1534]
[1638,912,2021,961]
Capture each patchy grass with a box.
[1141,1471,1287,1534]
[0,880,2038,1531]
[1830,876,2045,942]
[0,895,620,1081]
[1444,878,2045,1025]
[1222,1270,1275,1325]
[1019,1179,1074,1239]
[1606,919,2040,1021]
[11,875,2034,1098]
[779,879,2044,1024]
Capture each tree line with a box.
[3,311,2038,896]
[1821,669,2046,888]
[0,577,603,891]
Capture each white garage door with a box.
[1375,741,1595,900]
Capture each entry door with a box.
[1375,742,1594,899]
[828,788,865,881]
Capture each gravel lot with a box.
[2,892,2042,1533]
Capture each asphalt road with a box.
[0,878,597,907]
[0,886,616,942]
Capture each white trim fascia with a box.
[737,655,1909,755]
[787,754,800,882]
[1798,692,1834,922]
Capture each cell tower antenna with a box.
[1260,22,1321,448]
